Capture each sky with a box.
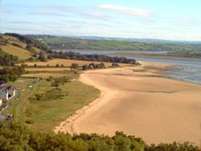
[1,0,201,41]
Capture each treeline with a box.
[4,33,50,51]
[0,49,18,66]
[0,122,199,151]
[51,51,137,64]
[30,35,201,53]
[167,50,201,58]
[0,66,25,82]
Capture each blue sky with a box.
[1,0,201,41]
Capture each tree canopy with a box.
[0,122,199,151]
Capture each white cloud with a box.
[98,4,151,17]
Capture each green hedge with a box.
[0,122,199,151]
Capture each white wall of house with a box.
[0,99,2,107]
[0,88,16,101]
[8,89,16,100]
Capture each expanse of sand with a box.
[55,62,201,145]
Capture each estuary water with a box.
[133,56,201,85]
[60,50,201,85]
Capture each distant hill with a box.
[0,33,49,60]
[29,35,201,58]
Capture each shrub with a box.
[0,49,18,66]
[0,66,25,82]
[0,122,199,151]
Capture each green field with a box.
[5,77,100,132]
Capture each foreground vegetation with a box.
[0,66,25,82]
[0,121,199,151]
[4,74,99,131]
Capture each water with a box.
[58,49,201,85]
[133,56,201,85]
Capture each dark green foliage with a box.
[71,63,79,70]
[0,122,32,151]
[30,88,67,102]
[52,51,137,64]
[0,49,18,66]
[0,66,25,82]
[145,142,200,151]
[112,63,120,67]
[81,63,106,71]
[0,122,199,151]
[34,51,48,62]
[51,76,72,88]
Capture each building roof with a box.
[0,80,6,86]
[0,84,16,92]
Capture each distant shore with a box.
[55,62,201,145]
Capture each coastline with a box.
[55,62,201,145]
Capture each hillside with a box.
[0,34,49,60]
[29,35,201,58]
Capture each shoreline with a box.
[55,62,201,145]
[54,68,120,134]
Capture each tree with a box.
[70,63,79,70]
[0,49,18,66]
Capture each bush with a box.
[51,76,72,88]
[0,49,18,66]
[0,122,199,151]
[71,63,79,70]
[0,66,25,82]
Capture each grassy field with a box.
[0,35,33,60]
[22,69,73,79]
[1,45,32,60]
[24,58,113,67]
[4,58,101,131]
[23,58,130,69]
[25,67,70,72]
[5,77,100,132]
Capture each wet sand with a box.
[55,62,201,145]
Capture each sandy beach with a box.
[55,62,201,145]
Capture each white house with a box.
[0,84,16,101]
[0,99,2,107]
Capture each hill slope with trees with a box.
[0,33,49,61]
[30,35,201,58]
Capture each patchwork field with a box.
[23,58,128,67]
[3,58,108,131]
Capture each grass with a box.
[24,58,114,67]
[22,67,78,79]
[5,78,100,132]
[4,57,101,132]
[3,57,126,132]
[0,44,32,60]
[22,73,69,78]
[25,67,70,72]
